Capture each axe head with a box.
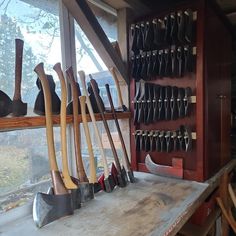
[93,182,102,194]
[117,167,128,188]
[98,173,115,193]
[80,183,94,203]
[127,170,136,183]
[33,192,73,228]
[12,100,27,117]
[0,90,12,117]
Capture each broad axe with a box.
[33,63,73,228]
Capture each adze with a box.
[90,77,127,188]
[105,84,135,183]
[53,63,81,209]
[66,67,94,203]
[33,63,73,228]
[12,39,27,116]
[79,95,102,193]
[78,70,116,193]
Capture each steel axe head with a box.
[98,173,116,193]
[79,183,94,203]
[33,192,73,228]
[111,163,127,188]
[12,100,27,117]
[127,170,136,183]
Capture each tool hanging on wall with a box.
[79,95,102,193]
[12,39,27,116]
[66,67,94,203]
[90,77,127,188]
[79,70,116,193]
[33,63,73,228]
[105,84,135,183]
[53,63,81,209]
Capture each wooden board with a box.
[1,172,208,236]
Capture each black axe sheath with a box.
[105,84,135,183]
[90,77,127,188]
[0,90,12,117]
[33,63,73,228]
[12,39,27,116]
[34,75,61,115]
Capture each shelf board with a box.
[0,112,131,131]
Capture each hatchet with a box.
[53,63,81,209]
[90,77,127,188]
[33,63,73,228]
[66,67,94,203]
[78,71,115,193]
[79,95,102,193]
[12,39,27,116]
[105,84,135,183]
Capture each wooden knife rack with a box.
[130,0,232,181]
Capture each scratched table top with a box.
[1,172,209,236]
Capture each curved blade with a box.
[145,154,183,179]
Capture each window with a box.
[0,0,123,216]
[0,0,62,213]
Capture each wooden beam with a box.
[0,112,131,132]
[62,0,128,84]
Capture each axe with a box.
[53,63,81,209]
[90,77,127,188]
[79,95,102,192]
[105,84,135,183]
[33,63,73,228]
[12,39,27,116]
[66,67,94,203]
[109,67,128,112]
[78,71,116,193]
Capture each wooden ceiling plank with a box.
[62,0,128,83]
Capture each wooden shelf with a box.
[0,112,131,131]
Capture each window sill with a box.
[0,111,131,131]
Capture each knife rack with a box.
[129,0,232,182]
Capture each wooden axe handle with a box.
[79,96,97,184]
[53,63,77,189]
[105,84,131,171]
[90,78,122,174]
[66,67,88,183]
[78,70,110,178]
[14,39,24,100]
[34,62,67,195]
[109,67,124,108]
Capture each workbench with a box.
[1,160,236,236]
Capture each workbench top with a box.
[1,172,209,236]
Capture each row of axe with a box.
[131,9,197,54]
[131,45,196,81]
[33,63,134,228]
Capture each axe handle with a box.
[34,62,67,195]
[78,71,110,179]
[90,78,122,174]
[109,67,124,108]
[79,96,97,184]
[105,84,131,171]
[14,39,24,101]
[53,63,77,189]
[66,67,88,183]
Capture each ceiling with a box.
[103,0,236,29]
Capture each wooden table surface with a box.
[1,172,209,236]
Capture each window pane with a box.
[0,0,61,213]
